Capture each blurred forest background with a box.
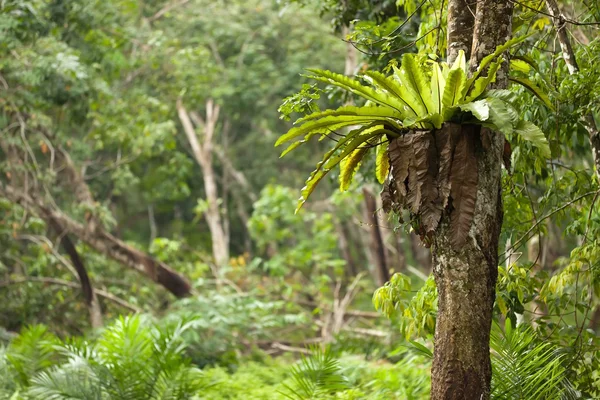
[0,0,599,398]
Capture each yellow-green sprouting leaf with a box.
[441,68,466,119]
[339,146,369,191]
[430,62,445,114]
[450,49,467,73]
[375,138,390,184]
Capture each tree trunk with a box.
[446,0,475,64]
[177,98,230,267]
[362,187,390,286]
[430,2,513,399]
[49,218,104,329]
[336,221,358,278]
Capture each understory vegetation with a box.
[1,0,600,399]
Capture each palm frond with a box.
[490,322,578,400]
[281,345,349,400]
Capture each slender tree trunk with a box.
[431,2,513,399]
[336,221,358,278]
[446,0,475,64]
[49,220,104,329]
[177,98,229,267]
[362,187,390,286]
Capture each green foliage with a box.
[490,321,578,399]
[0,316,208,399]
[282,346,349,399]
[248,185,346,277]
[373,273,437,339]
[278,41,551,210]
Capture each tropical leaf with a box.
[448,127,478,248]
[281,346,348,400]
[276,114,398,148]
[486,97,515,136]
[398,54,435,114]
[442,68,467,119]
[511,54,541,73]
[471,34,531,84]
[464,59,503,102]
[362,71,420,117]
[509,77,554,110]
[457,100,490,122]
[490,322,577,400]
[375,138,390,184]
[430,62,445,114]
[339,146,369,191]
[296,126,389,211]
[295,105,402,124]
[514,120,551,158]
[305,69,410,115]
[484,89,517,103]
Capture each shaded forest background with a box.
[1,0,600,398]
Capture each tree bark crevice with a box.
[431,1,513,398]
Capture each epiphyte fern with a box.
[277,35,550,214]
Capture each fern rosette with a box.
[277,37,550,247]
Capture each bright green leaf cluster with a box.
[277,36,552,211]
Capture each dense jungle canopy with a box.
[1,0,600,399]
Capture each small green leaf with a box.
[509,77,554,110]
[486,97,515,135]
[514,120,551,158]
[458,100,490,121]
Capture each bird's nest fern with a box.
[277,36,551,248]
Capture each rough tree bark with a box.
[430,1,513,399]
[446,0,475,64]
[177,98,230,267]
